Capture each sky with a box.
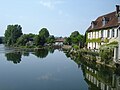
[0,0,120,37]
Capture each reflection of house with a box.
[55,38,65,46]
[83,65,120,90]
[86,5,120,49]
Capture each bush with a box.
[73,45,79,50]
[99,48,113,64]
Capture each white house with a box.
[86,5,120,50]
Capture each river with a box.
[0,44,120,90]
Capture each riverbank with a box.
[3,44,118,68]
[64,48,117,69]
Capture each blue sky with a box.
[0,0,120,36]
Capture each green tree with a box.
[17,33,35,46]
[34,28,50,46]
[17,34,29,46]
[47,35,55,44]
[70,31,84,46]
[39,28,50,38]
[4,24,23,46]
[34,35,39,46]
[64,37,72,45]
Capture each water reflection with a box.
[5,52,22,64]
[32,49,49,58]
[22,51,30,56]
[5,48,55,64]
[64,51,120,90]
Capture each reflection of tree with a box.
[115,65,120,75]
[5,52,22,64]
[33,49,49,58]
[49,47,55,54]
[64,51,116,89]
[22,51,29,56]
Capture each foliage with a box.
[99,48,114,64]
[4,24,23,46]
[107,41,118,45]
[47,35,55,44]
[73,45,79,50]
[64,37,72,45]
[39,28,50,38]
[104,38,109,43]
[65,31,84,47]
[34,28,50,46]
[17,34,29,46]
[86,38,101,43]
[17,33,35,46]
[100,41,118,49]
[70,31,84,45]
[34,35,41,46]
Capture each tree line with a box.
[4,24,85,48]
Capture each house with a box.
[86,5,120,50]
[54,37,65,46]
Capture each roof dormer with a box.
[91,21,96,28]
[102,17,109,26]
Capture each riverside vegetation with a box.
[4,24,84,49]
[2,24,119,68]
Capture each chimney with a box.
[116,5,120,14]
[116,5,120,23]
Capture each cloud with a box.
[37,73,61,81]
[39,0,64,9]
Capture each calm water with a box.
[0,44,120,90]
[0,44,88,90]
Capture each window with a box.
[88,33,91,39]
[107,30,110,38]
[117,29,119,37]
[101,30,103,38]
[112,29,115,37]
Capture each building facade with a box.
[86,5,120,49]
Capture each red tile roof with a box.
[87,11,120,32]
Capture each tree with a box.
[70,31,80,38]
[17,34,28,46]
[47,35,55,44]
[70,31,84,46]
[39,28,49,38]
[34,28,50,46]
[17,33,35,46]
[64,37,72,45]
[34,35,39,46]
[4,24,23,46]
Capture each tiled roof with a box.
[55,38,65,42]
[87,11,120,32]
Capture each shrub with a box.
[73,45,79,50]
[99,48,113,64]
